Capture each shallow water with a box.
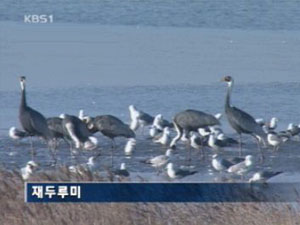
[1,0,300,182]
[1,84,300,182]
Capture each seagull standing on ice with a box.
[227,155,255,177]
[249,171,283,183]
[141,149,173,174]
[128,105,154,132]
[165,163,197,179]
[149,126,161,138]
[190,132,206,157]
[152,114,173,129]
[266,117,278,132]
[267,131,288,151]
[208,134,226,151]
[154,127,171,146]
[287,123,300,140]
[212,154,233,172]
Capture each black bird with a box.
[85,115,135,166]
[60,114,98,151]
[18,76,53,155]
[170,109,220,161]
[221,76,266,159]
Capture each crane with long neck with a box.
[19,76,53,158]
[222,76,266,160]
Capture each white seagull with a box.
[128,105,153,132]
[142,149,173,173]
[287,123,300,139]
[129,105,140,131]
[227,155,255,176]
[154,127,171,146]
[249,171,283,183]
[190,133,203,150]
[198,128,211,138]
[267,131,288,151]
[69,154,100,174]
[153,114,164,130]
[268,117,278,131]
[212,154,233,172]
[21,161,38,180]
[124,138,137,156]
[208,134,226,151]
[216,133,238,146]
[190,132,206,157]
[9,127,28,140]
[166,163,197,179]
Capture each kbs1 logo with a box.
[24,15,54,23]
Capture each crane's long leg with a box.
[29,136,35,160]
[199,137,205,160]
[66,139,74,157]
[254,136,264,163]
[238,134,242,156]
[66,139,80,164]
[186,138,192,164]
[48,139,57,166]
[111,139,116,168]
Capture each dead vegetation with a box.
[0,168,299,225]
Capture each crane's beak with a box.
[220,77,226,82]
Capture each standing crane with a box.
[221,76,266,160]
[18,76,53,157]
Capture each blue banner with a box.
[25,182,300,203]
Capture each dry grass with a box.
[0,168,299,225]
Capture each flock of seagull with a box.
[9,76,300,182]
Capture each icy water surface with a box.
[1,83,300,182]
[1,0,300,30]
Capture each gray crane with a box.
[221,76,266,159]
[170,109,220,161]
[85,115,135,167]
[18,76,53,156]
